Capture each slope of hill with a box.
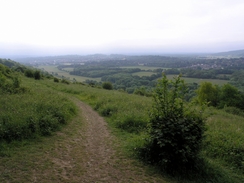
[210,49,244,57]
[0,58,24,68]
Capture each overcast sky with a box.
[0,0,244,56]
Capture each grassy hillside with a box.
[0,63,77,148]
[1,60,244,182]
[40,78,244,182]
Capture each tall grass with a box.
[203,109,244,172]
[0,76,77,145]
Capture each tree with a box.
[143,75,205,169]
[230,70,244,92]
[102,82,113,90]
[196,82,244,110]
[196,82,220,107]
[219,84,243,109]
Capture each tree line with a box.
[196,82,244,110]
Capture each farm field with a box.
[62,67,74,72]
[120,66,168,70]
[166,74,229,85]
[38,65,101,82]
[132,71,155,77]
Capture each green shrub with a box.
[141,75,205,169]
[54,77,59,82]
[24,69,34,78]
[102,82,113,90]
[34,70,41,80]
[196,82,220,107]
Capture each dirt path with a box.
[73,100,127,182]
[58,99,165,182]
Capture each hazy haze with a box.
[0,0,244,56]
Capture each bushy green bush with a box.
[54,77,59,82]
[196,82,220,107]
[24,69,34,78]
[102,82,113,90]
[34,70,41,80]
[141,75,205,169]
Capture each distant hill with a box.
[210,49,244,57]
[0,58,24,68]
